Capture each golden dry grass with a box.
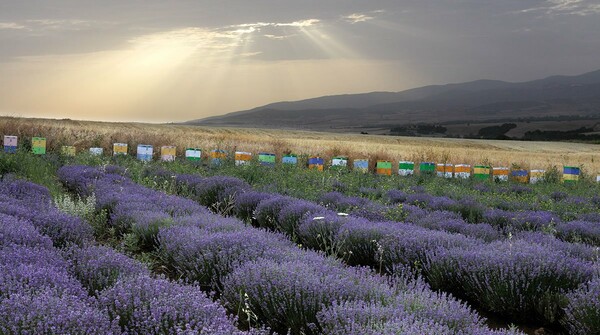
[2,116,600,173]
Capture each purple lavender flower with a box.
[562,277,600,335]
[157,225,295,291]
[515,231,599,261]
[277,200,327,237]
[254,195,295,230]
[424,239,594,324]
[0,291,118,334]
[411,211,502,242]
[98,274,244,334]
[175,213,247,232]
[233,191,274,222]
[297,211,346,254]
[221,257,393,335]
[557,220,600,246]
[192,175,250,207]
[0,213,53,249]
[66,245,150,295]
[385,189,408,204]
[381,225,479,271]
[0,245,88,299]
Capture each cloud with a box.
[232,19,320,30]
[0,22,26,30]
[343,13,374,24]
[519,0,600,16]
[263,34,296,40]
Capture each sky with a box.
[1,0,599,123]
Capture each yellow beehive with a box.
[161,146,177,162]
[529,169,545,184]
[113,143,128,155]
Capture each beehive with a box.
[137,144,153,162]
[61,146,76,156]
[436,163,453,178]
[308,156,324,171]
[235,151,252,166]
[210,149,227,165]
[3,135,17,153]
[492,167,509,182]
[282,154,298,165]
[331,156,348,169]
[453,164,471,179]
[161,146,176,162]
[376,160,392,176]
[32,137,46,155]
[398,161,415,176]
[473,165,490,180]
[89,147,103,156]
[113,143,128,156]
[511,169,529,183]
[353,159,369,173]
[185,148,202,161]
[419,162,436,175]
[529,169,545,184]
[259,152,276,167]
[562,166,580,183]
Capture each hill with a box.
[188,69,600,138]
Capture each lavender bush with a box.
[424,239,595,324]
[0,291,118,334]
[557,220,600,246]
[221,257,393,335]
[157,225,295,291]
[562,277,600,335]
[65,245,150,295]
[98,274,245,334]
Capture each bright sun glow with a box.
[0,14,415,123]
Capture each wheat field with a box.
[2,116,599,174]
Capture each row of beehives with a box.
[1,136,594,183]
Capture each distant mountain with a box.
[187,69,600,133]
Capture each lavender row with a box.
[0,180,116,333]
[152,170,599,330]
[57,165,518,335]
[1,177,248,335]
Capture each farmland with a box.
[2,116,600,173]
[1,117,600,334]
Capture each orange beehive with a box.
[492,167,509,182]
[454,164,471,179]
[235,151,253,166]
[376,161,392,176]
[436,164,453,178]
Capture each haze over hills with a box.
[188,69,600,139]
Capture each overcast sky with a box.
[1,0,599,122]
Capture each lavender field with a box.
[1,152,599,334]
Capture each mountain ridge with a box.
[187,69,600,135]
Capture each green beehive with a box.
[259,153,276,166]
[32,137,46,155]
[398,161,414,176]
[419,162,435,174]
[376,161,392,176]
[185,148,202,161]
[473,165,490,180]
